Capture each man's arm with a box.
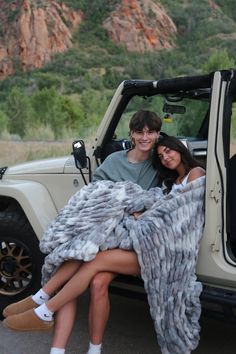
[92,159,111,181]
[92,151,125,182]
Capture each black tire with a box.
[0,210,44,319]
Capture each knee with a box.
[90,273,113,299]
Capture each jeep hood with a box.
[3,156,73,175]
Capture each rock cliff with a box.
[103,0,177,52]
[0,0,177,80]
[0,0,83,79]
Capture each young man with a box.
[4,110,162,354]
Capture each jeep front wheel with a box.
[0,211,44,319]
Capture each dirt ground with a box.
[0,140,73,166]
[1,292,236,354]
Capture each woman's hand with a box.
[132,211,143,219]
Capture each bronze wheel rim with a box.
[0,240,33,296]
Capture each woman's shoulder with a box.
[187,166,206,183]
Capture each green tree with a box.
[31,87,68,138]
[80,89,109,125]
[5,87,33,137]
[202,49,235,73]
[60,95,84,131]
[0,110,9,134]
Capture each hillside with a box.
[0,0,84,79]
[0,0,177,79]
[0,0,235,141]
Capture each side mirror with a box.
[72,140,87,169]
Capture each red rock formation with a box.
[103,0,177,52]
[0,0,84,79]
[0,0,178,80]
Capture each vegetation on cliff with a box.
[0,0,235,141]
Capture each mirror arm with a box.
[79,167,88,185]
[87,156,92,183]
[77,156,91,186]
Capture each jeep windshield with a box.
[114,90,210,141]
[98,88,210,166]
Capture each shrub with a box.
[202,49,235,72]
[4,87,33,137]
[24,124,55,141]
[0,110,9,133]
[31,87,70,138]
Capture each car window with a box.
[114,95,209,140]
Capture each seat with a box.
[100,139,132,162]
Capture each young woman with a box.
[152,136,205,193]
[3,136,205,353]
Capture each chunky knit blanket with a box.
[40,176,205,354]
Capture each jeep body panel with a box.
[0,180,58,237]
[1,156,87,214]
[5,156,69,175]
[1,69,236,314]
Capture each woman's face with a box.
[131,125,159,153]
[157,145,182,170]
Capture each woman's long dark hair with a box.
[152,136,203,193]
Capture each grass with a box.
[1,139,235,168]
[0,140,73,166]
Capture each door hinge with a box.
[211,226,222,252]
[210,182,221,203]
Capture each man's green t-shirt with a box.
[92,150,157,190]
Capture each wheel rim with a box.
[0,240,33,296]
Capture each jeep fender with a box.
[0,180,58,240]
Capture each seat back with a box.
[100,139,132,162]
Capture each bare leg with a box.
[51,300,77,349]
[46,250,140,313]
[43,260,82,296]
[2,260,82,318]
[3,251,139,339]
[44,261,81,348]
[89,272,117,344]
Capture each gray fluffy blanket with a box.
[40,176,205,354]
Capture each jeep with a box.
[0,69,236,320]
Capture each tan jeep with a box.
[0,69,236,320]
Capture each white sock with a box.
[32,288,50,305]
[50,348,65,354]
[86,342,102,354]
[34,303,54,321]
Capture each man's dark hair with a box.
[129,110,162,133]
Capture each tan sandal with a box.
[3,308,54,332]
[3,296,39,318]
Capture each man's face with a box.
[131,125,160,152]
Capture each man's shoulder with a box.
[104,149,127,162]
